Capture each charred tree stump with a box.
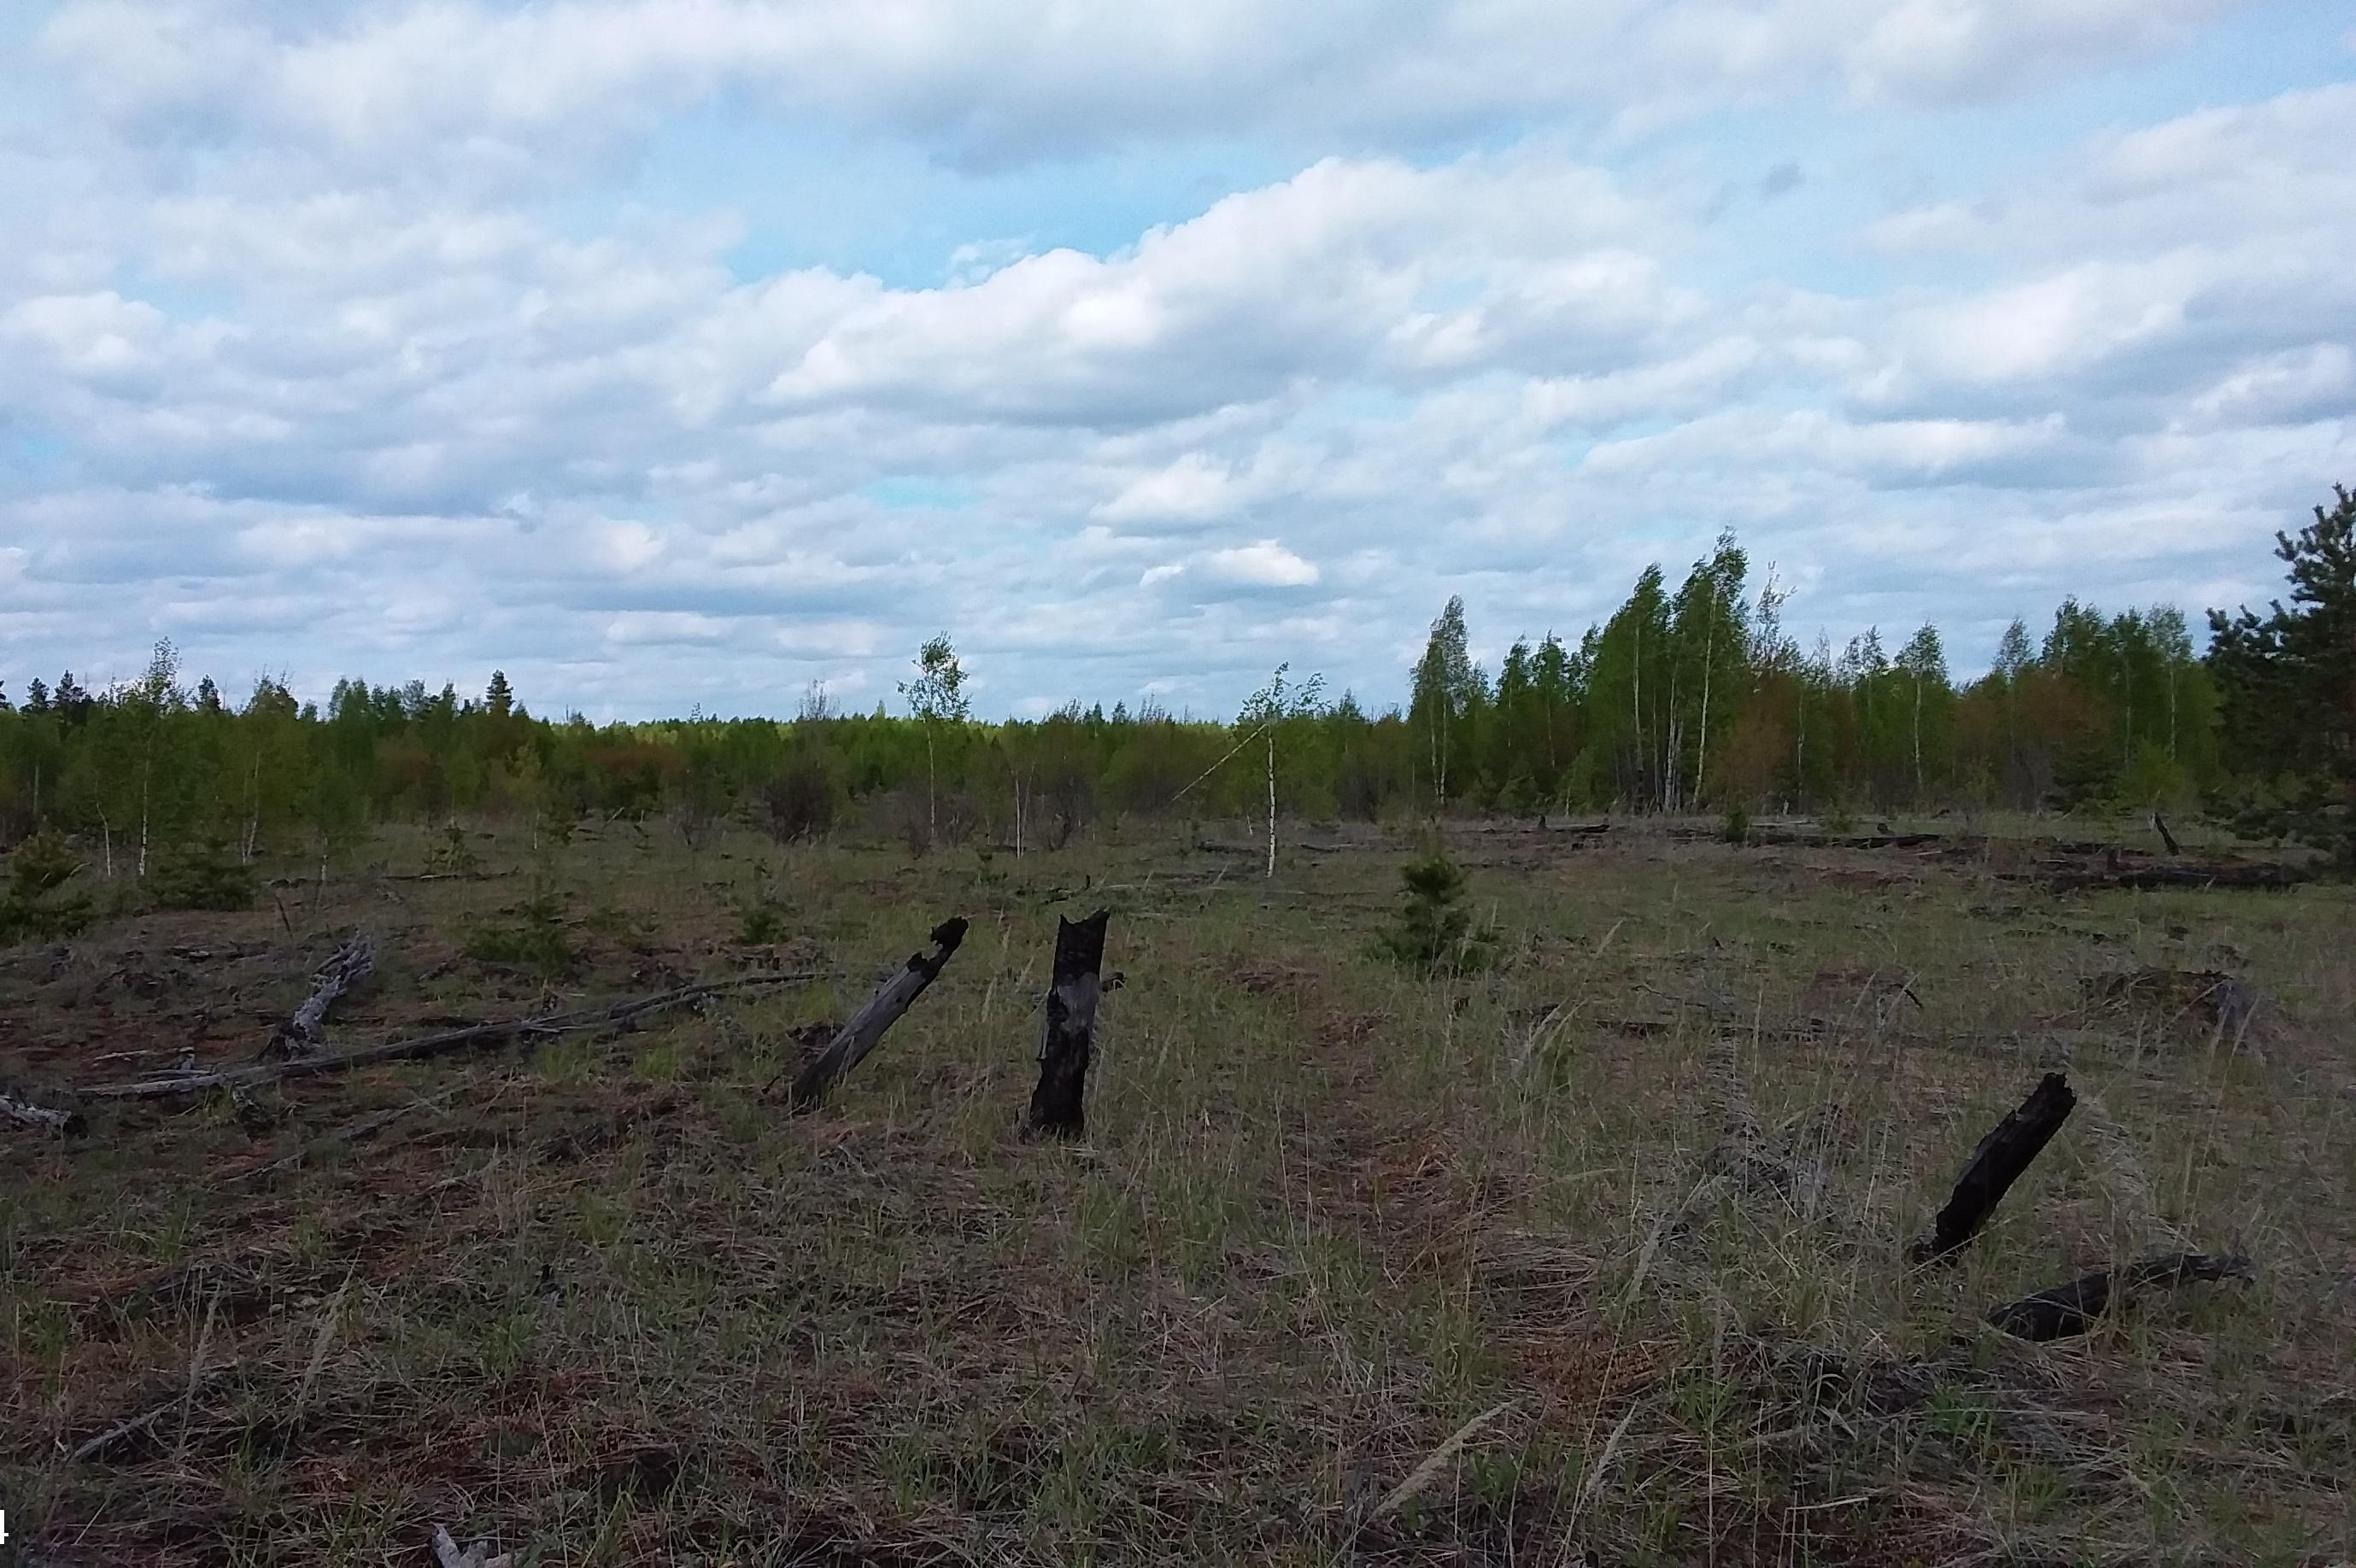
[263,931,376,1059]
[1023,909,1111,1140]
[1908,1072,2077,1267]
[1985,1250,2252,1341]
[782,917,968,1111]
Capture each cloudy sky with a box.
[3,1,2352,720]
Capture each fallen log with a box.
[3,1085,88,1137]
[263,931,375,1059]
[1908,1072,2077,1267]
[81,972,822,1101]
[1985,1250,2253,1341]
[778,917,968,1110]
[1023,909,1111,1139]
[2020,861,2311,892]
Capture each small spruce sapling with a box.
[1378,851,1498,974]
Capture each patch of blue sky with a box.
[580,101,1297,288]
[861,476,976,511]
[1644,0,2350,301]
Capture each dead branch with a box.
[68,1362,236,1462]
[2152,811,2183,857]
[81,972,823,1101]
[779,917,969,1111]
[1909,1072,2077,1267]
[263,931,376,1059]
[1985,1250,2253,1341]
[3,1085,88,1137]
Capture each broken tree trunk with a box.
[3,1085,88,1137]
[781,917,969,1111]
[1023,909,1111,1139]
[2152,811,2182,857]
[82,972,821,1101]
[1908,1072,2077,1267]
[263,931,375,1058]
[1985,1250,2253,1341]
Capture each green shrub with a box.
[1376,851,1497,974]
[466,885,575,979]
[736,901,788,945]
[149,840,257,911]
[1722,801,1752,845]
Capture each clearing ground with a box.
[3,816,2352,1565]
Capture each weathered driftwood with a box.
[3,1085,88,1136]
[1023,909,1111,1139]
[82,973,821,1101]
[780,917,969,1110]
[263,931,376,1059]
[1908,1072,2077,1267]
[1985,1250,2253,1341]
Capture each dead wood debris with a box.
[1985,1250,2253,1341]
[3,1084,87,1136]
[79,971,823,1101]
[262,930,376,1059]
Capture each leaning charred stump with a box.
[1908,1072,2077,1267]
[1023,909,1111,1140]
[782,917,969,1112]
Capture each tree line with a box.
[2,486,2347,876]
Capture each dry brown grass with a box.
[3,815,2352,1565]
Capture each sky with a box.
[2,1,2352,722]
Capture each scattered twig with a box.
[68,1360,236,1463]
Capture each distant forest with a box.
[3,487,2349,876]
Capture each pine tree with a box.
[2207,483,2356,869]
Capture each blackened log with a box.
[1908,1073,2076,1266]
[782,917,968,1111]
[2152,811,2182,857]
[1986,1250,2253,1341]
[1023,909,1111,1139]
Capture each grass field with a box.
[3,815,2352,1565]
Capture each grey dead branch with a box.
[261,929,374,1059]
[778,916,969,1110]
[79,971,823,1101]
[3,1083,86,1136]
